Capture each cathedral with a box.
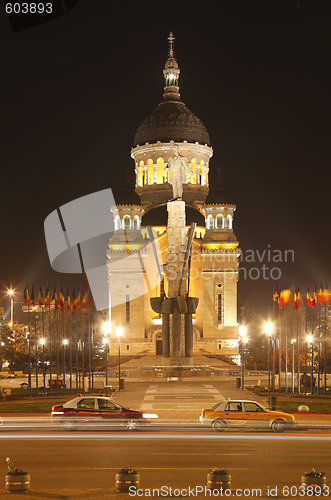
[107,34,240,361]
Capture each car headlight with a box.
[142,413,158,419]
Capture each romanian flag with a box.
[66,289,71,311]
[30,286,35,308]
[52,289,58,311]
[294,288,301,310]
[306,289,312,306]
[72,288,76,311]
[38,287,43,309]
[318,287,330,305]
[312,288,317,308]
[59,288,65,310]
[24,285,30,304]
[76,288,81,309]
[273,288,279,303]
[279,288,292,309]
[44,288,50,309]
[82,289,88,309]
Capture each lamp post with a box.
[7,290,14,326]
[116,327,123,391]
[63,339,68,394]
[40,338,46,395]
[291,338,296,393]
[306,334,313,394]
[239,326,247,390]
[103,321,111,397]
[264,322,273,408]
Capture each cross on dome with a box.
[168,31,175,58]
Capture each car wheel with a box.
[126,420,138,431]
[61,419,77,431]
[212,419,226,432]
[271,419,286,433]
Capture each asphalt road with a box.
[0,431,330,499]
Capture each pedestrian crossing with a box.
[140,383,224,412]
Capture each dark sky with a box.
[1,0,330,321]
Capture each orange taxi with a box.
[200,399,296,432]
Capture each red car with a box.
[51,395,157,431]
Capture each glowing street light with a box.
[116,327,123,392]
[264,322,274,408]
[7,289,14,325]
[103,323,111,397]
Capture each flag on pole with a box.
[59,288,65,310]
[279,288,292,309]
[44,288,50,309]
[294,287,301,310]
[72,288,77,311]
[318,286,330,305]
[82,288,88,309]
[306,289,312,306]
[52,289,58,311]
[273,288,279,303]
[24,285,30,304]
[66,289,71,311]
[38,287,43,309]
[30,286,35,308]
[312,288,317,308]
[75,287,81,310]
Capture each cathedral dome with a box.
[134,101,210,147]
[133,32,210,148]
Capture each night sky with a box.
[1,0,330,322]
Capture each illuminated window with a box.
[226,214,232,230]
[114,215,120,231]
[216,214,224,229]
[126,295,130,323]
[123,215,131,230]
[133,215,140,230]
[207,214,214,229]
[217,293,222,324]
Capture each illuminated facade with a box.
[107,34,240,359]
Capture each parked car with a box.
[200,399,296,433]
[51,395,158,431]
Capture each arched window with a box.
[226,214,232,230]
[114,215,120,231]
[206,214,214,229]
[123,215,131,230]
[133,215,140,230]
[216,214,224,229]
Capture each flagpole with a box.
[76,304,79,393]
[63,304,66,395]
[41,291,46,396]
[34,311,39,397]
[324,303,327,395]
[317,302,321,394]
[285,307,288,392]
[68,291,72,395]
[87,290,92,394]
[291,310,294,393]
[305,304,308,394]
[278,305,281,393]
[56,297,59,396]
[49,294,52,396]
[311,307,314,395]
[27,291,32,397]
[81,298,85,394]
[296,307,300,394]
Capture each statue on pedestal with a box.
[165,144,192,200]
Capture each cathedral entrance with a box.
[155,333,162,355]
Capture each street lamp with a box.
[40,338,46,395]
[63,339,68,394]
[264,322,273,408]
[291,338,296,393]
[306,334,314,394]
[0,341,4,371]
[239,326,247,389]
[103,321,111,397]
[7,289,14,326]
[116,327,123,391]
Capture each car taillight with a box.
[52,405,64,414]
[202,410,205,417]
